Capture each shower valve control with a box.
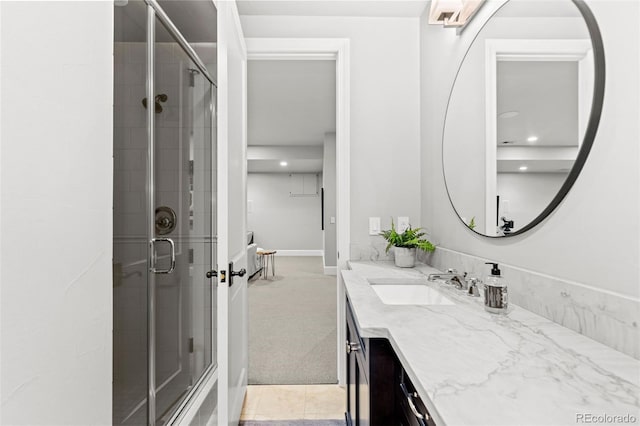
[155,206,177,235]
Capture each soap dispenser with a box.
[483,262,508,314]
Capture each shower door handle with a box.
[150,238,176,274]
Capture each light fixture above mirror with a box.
[428,0,486,30]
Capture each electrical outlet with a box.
[369,217,381,235]
[397,216,410,233]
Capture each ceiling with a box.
[116,0,428,44]
[495,0,582,18]
[236,0,428,17]
[497,159,574,173]
[247,60,336,146]
[247,146,325,173]
[248,159,324,173]
[247,60,335,173]
[497,60,579,147]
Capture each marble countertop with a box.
[344,261,640,426]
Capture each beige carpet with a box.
[248,257,337,385]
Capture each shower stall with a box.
[113,1,217,424]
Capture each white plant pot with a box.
[394,247,416,268]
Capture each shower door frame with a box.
[143,1,217,425]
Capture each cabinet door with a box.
[357,356,370,426]
[398,371,436,426]
[346,321,357,425]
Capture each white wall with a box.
[247,173,323,250]
[0,2,113,424]
[496,172,566,233]
[240,15,422,259]
[421,1,639,298]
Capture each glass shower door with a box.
[151,18,215,424]
[113,2,216,424]
[113,1,150,424]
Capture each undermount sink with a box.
[371,284,455,306]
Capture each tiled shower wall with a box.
[113,41,149,423]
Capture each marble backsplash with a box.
[350,242,639,359]
[349,238,394,262]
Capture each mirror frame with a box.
[442,0,605,238]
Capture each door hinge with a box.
[188,337,194,353]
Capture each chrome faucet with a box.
[427,269,468,289]
[467,277,481,297]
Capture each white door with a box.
[216,2,248,425]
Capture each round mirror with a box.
[442,0,604,237]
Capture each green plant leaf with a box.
[379,217,436,253]
[468,216,476,230]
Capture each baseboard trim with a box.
[323,266,337,275]
[274,249,323,256]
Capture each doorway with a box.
[112,1,217,424]
[244,37,351,392]
[245,59,337,386]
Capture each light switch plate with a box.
[369,217,381,235]
[397,216,410,233]
[500,200,510,215]
[330,216,336,224]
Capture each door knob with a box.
[229,268,246,286]
[206,270,217,278]
[228,262,246,286]
[346,340,361,354]
[231,269,246,277]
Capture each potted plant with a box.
[380,219,435,268]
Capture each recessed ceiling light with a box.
[498,111,519,119]
[280,161,288,167]
[519,165,528,171]
[527,136,538,142]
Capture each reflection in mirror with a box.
[442,0,603,237]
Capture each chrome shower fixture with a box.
[142,93,168,113]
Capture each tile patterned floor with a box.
[240,385,345,421]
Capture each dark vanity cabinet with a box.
[397,369,437,426]
[345,296,436,426]
[345,297,397,425]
